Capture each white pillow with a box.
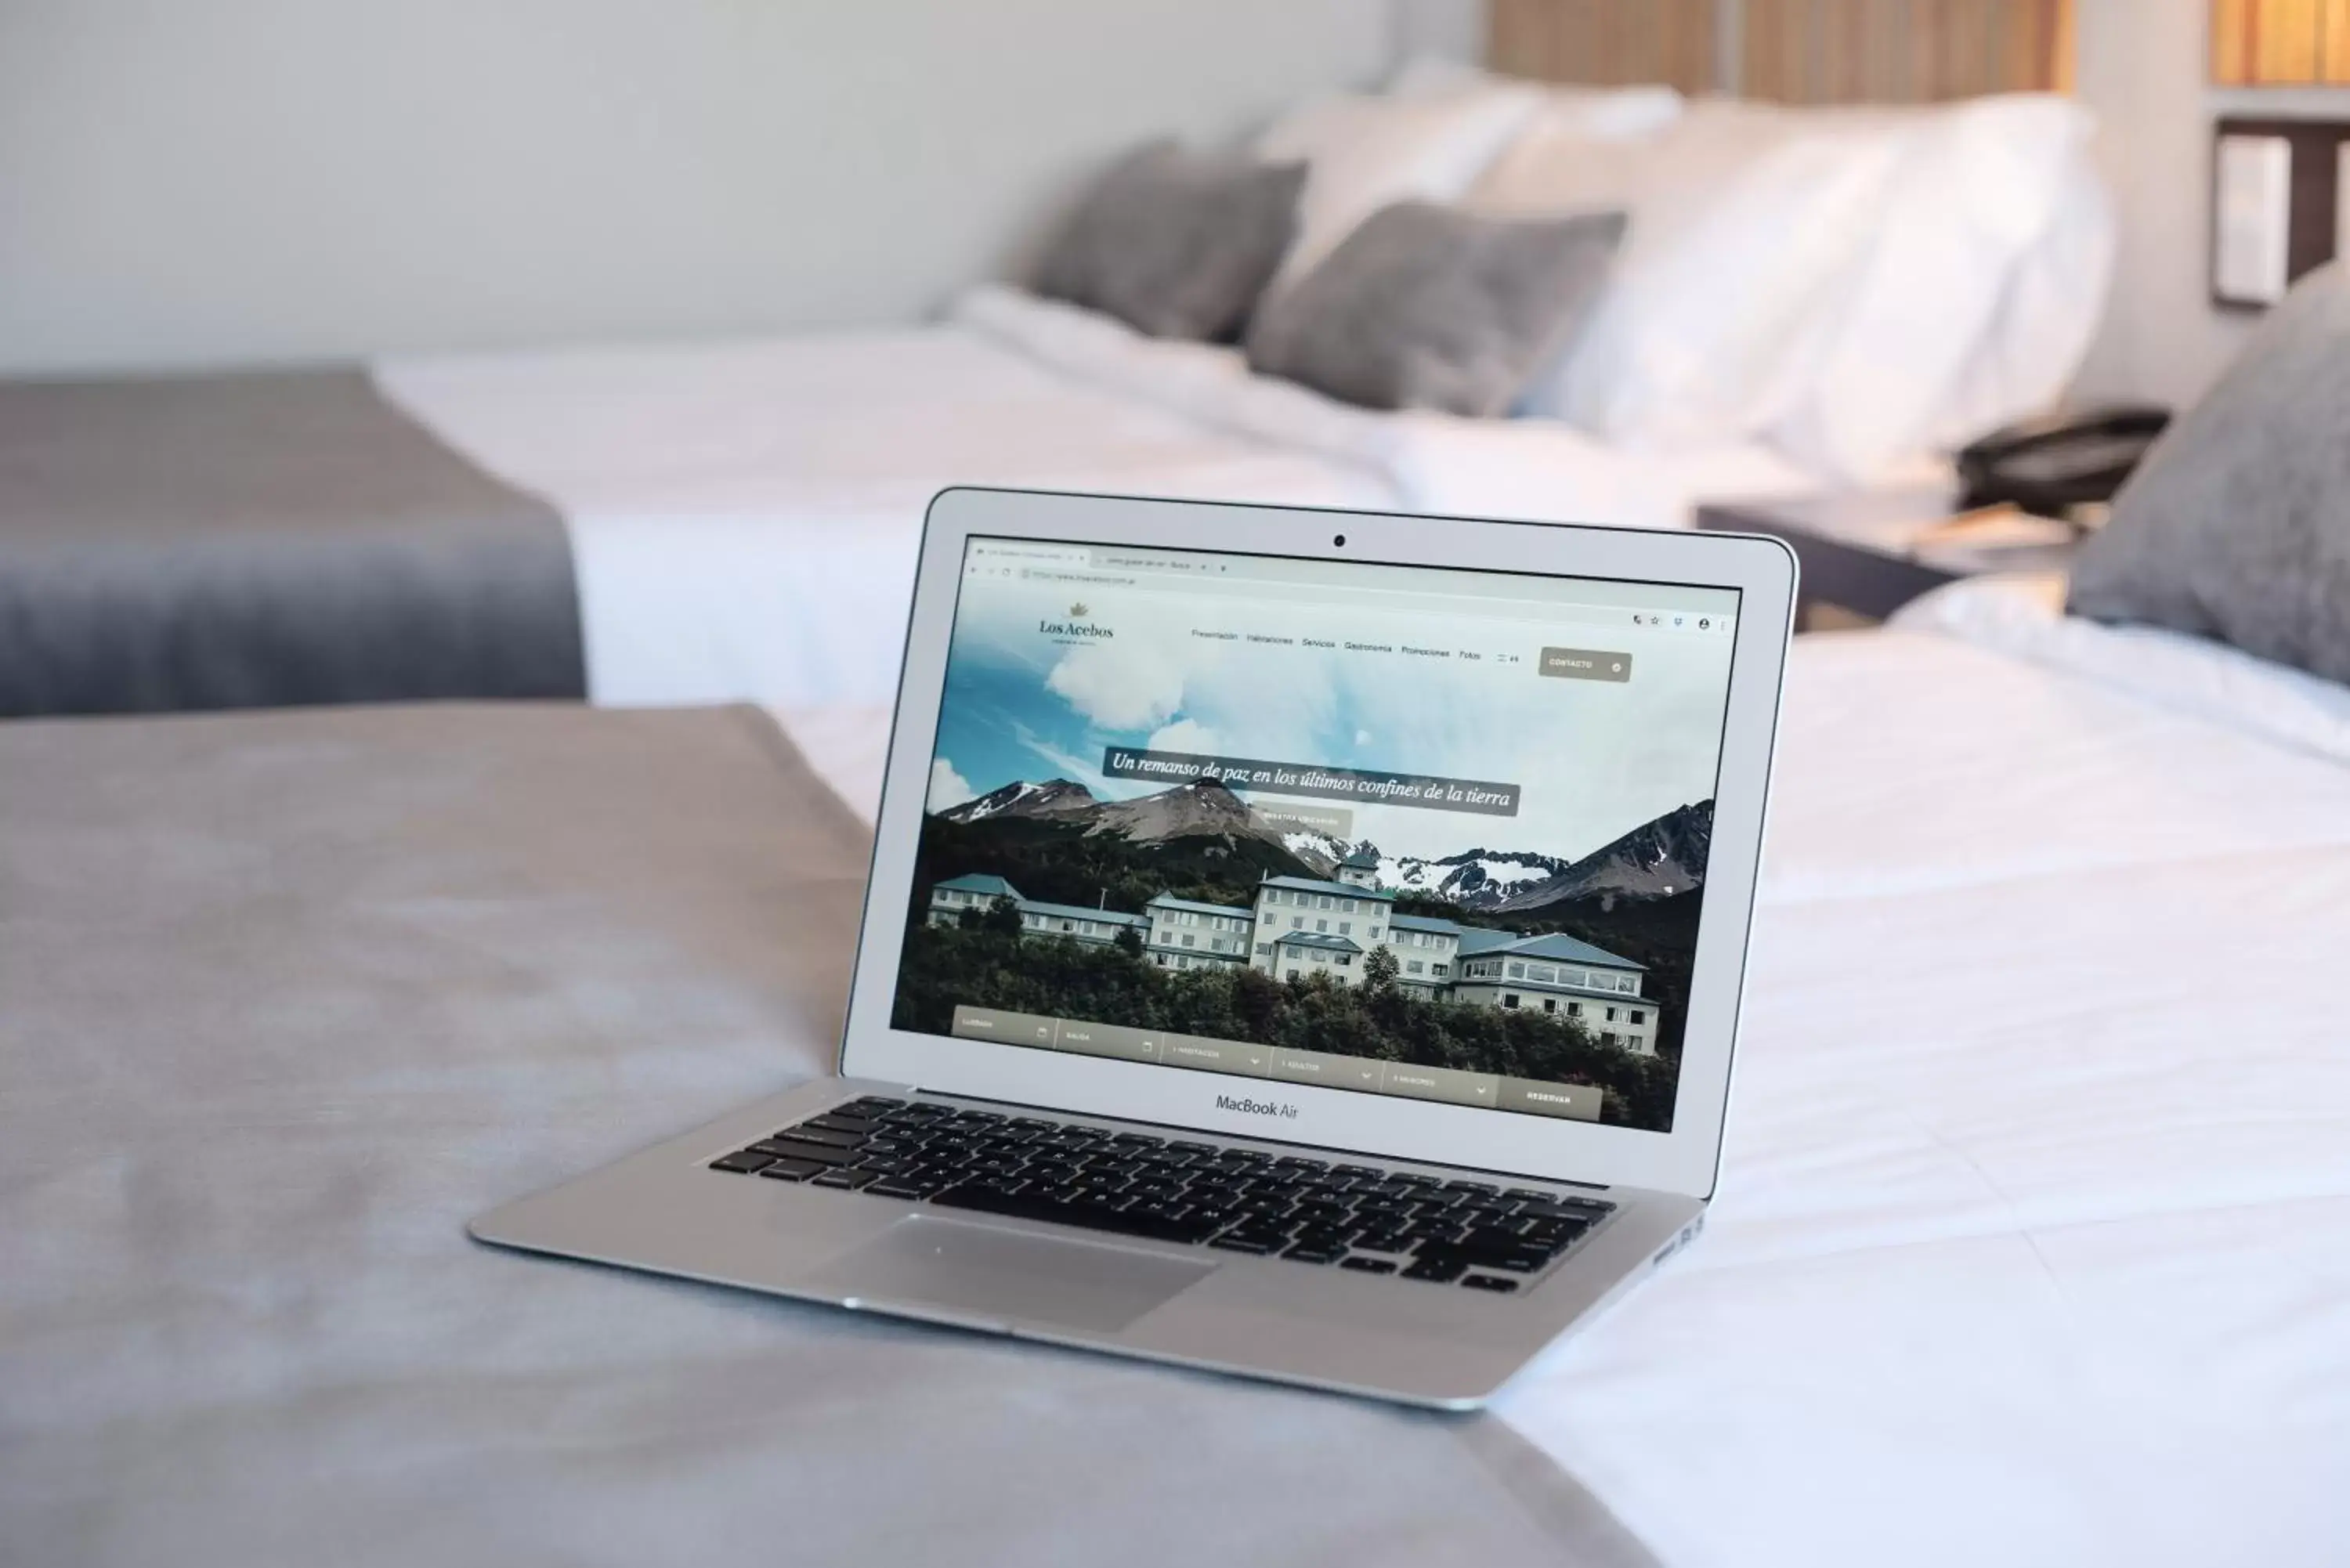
[1922,159,2115,453]
[1256,81,1541,289]
[1483,100,1921,446]
[1770,96,2111,479]
[1386,55,1684,143]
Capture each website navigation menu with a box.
[950,1006,1604,1122]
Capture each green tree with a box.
[1113,923,1145,959]
[982,894,1024,938]
[1361,945,1400,992]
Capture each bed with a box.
[0,284,1947,719]
[0,0,2106,721]
[10,577,2345,1567]
[374,284,1899,713]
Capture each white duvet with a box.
[777,584,2350,1568]
[377,289,1885,710]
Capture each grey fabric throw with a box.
[0,702,1657,1568]
[0,367,584,716]
[1246,202,1628,417]
[1035,140,1306,341]
[2067,261,2350,685]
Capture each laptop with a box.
[473,487,1796,1408]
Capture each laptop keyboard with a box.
[707,1096,1614,1292]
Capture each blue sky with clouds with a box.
[923,567,1735,863]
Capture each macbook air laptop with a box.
[473,487,1796,1408]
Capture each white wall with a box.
[2072,0,2350,407]
[0,0,1475,375]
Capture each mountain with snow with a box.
[1383,848,1573,907]
[1494,800,1714,912]
[939,778,1098,825]
[1279,830,1349,877]
[1086,777,1289,849]
[942,775,1303,860]
[1271,830,1567,908]
[938,775,1711,912]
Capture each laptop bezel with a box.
[837,487,1794,1200]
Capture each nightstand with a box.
[1693,488,2082,628]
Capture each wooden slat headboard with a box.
[1490,0,2074,103]
[1489,0,1721,94]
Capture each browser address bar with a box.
[1017,566,1140,588]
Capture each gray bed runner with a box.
[0,367,583,715]
[0,702,1656,1568]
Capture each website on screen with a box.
[892,537,1740,1133]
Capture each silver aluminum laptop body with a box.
[473,488,1796,1409]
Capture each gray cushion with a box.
[1034,141,1305,341]
[2067,262,2350,685]
[1244,202,1627,418]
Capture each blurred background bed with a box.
[1,0,2113,719]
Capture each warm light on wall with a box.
[2213,0,2350,84]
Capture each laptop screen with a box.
[892,536,1741,1136]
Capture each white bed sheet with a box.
[377,289,1880,711]
[775,584,2350,1568]
[1496,608,2350,1568]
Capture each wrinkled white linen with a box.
[1495,609,2350,1568]
[378,318,1392,708]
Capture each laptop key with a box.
[1520,1221,1585,1252]
[709,1150,775,1174]
[772,1125,862,1149]
[1222,1225,1293,1252]
[930,1183,1220,1245]
[1340,1256,1398,1275]
[1461,1224,1531,1252]
[1282,1244,1344,1265]
[754,1158,830,1183]
[866,1180,935,1199]
[751,1139,857,1167]
[810,1167,880,1190]
[1401,1253,1467,1283]
[1460,1274,1520,1293]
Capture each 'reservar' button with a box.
[1495,1078,1605,1122]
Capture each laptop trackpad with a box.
[813,1215,1215,1334]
